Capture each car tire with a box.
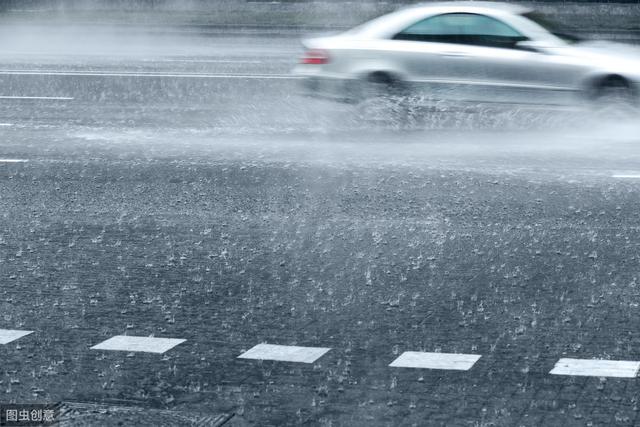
[354,75,411,127]
[592,76,638,120]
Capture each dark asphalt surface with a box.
[2,29,640,427]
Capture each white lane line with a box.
[0,159,28,163]
[0,329,33,344]
[0,96,73,100]
[158,59,264,64]
[550,358,640,378]
[238,343,331,363]
[613,174,640,179]
[389,351,481,371]
[0,70,299,80]
[90,335,186,354]
[0,123,13,126]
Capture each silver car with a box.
[293,1,640,109]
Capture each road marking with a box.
[0,96,73,100]
[0,159,28,163]
[612,174,640,179]
[0,329,33,344]
[0,70,299,80]
[0,123,13,126]
[389,351,481,371]
[158,59,264,64]
[238,343,331,363]
[90,335,186,354]
[550,358,640,378]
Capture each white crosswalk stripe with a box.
[238,343,331,363]
[389,352,481,371]
[90,335,186,354]
[550,358,640,378]
[0,329,33,344]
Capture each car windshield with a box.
[522,12,583,44]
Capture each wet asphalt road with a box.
[2,29,640,427]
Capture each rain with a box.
[1,0,640,426]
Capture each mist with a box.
[2,1,640,425]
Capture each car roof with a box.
[404,1,531,15]
[349,1,534,39]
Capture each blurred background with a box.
[0,0,638,38]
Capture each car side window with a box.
[393,13,527,49]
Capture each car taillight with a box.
[300,49,330,65]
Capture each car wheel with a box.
[354,75,411,127]
[592,77,638,120]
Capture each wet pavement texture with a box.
[1,29,640,426]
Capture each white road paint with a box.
[550,358,640,378]
[238,343,331,363]
[0,123,13,126]
[0,329,33,345]
[0,159,28,163]
[0,96,73,100]
[91,335,186,354]
[389,351,481,371]
[612,174,640,179]
[158,59,264,64]
[0,69,299,80]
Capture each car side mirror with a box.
[516,40,548,53]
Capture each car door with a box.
[391,13,493,102]
[467,43,583,105]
